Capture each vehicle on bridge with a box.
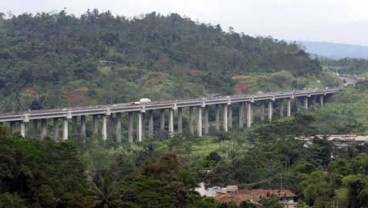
[131,98,151,105]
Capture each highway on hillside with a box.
[0,88,340,123]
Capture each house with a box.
[195,183,297,208]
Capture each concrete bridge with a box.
[0,88,340,142]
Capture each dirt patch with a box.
[234,79,248,94]
[20,86,36,97]
[63,87,90,106]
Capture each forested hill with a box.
[0,10,325,111]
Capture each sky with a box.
[2,0,368,46]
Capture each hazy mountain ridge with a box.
[298,41,368,59]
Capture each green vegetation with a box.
[0,10,335,112]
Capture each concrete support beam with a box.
[40,119,47,140]
[215,105,220,131]
[137,112,143,142]
[102,115,107,141]
[20,122,26,138]
[280,101,284,117]
[116,113,122,143]
[169,109,174,137]
[261,102,265,121]
[63,118,68,141]
[222,105,228,132]
[148,111,154,135]
[197,107,203,137]
[247,103,252,128]
[81,115,86,138]
[287,99,291,117]
[239,103,244,128]
[304,97,309,110]
[93,115,99,137]
[53,118,59,140]
[228,105,233,129]
[128,112,133,143]
[189,107,194,134]
[72,116,78,136]
[32,120,39,138]
[320,95,324,107]
[204,107,209,134]
[160,109,165,131]
[268,101,273,122]
[177,108,183,134]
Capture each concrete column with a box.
[10,121,15,134]
[53,118,59,140]
[80,115,86,138]
[287,99,291,117]
[304,97,309,110]
[20,122,26,138]
[32,120,39,138]
[320,95,324,107]
[102,115,107,141]
[128,112,133,143]
[40,119,47,140]
[93,115,99,137]
[251,104,254,124]
[204,107,209,134]
[189,107,194,134]
[137,112,143,142]
[261,102,265,121]
[148,111,154,135]
[239,103,244,128]
[63,118,68,141]
[215,105,220,131]
[228,105,233,129]
[247,103,252,128]
[223,105,228,132]
[280,100,284,117]
[160,109,165,131]
[197,107,203,137]
[72,116,78,136]
[116,113,122,143]
[268,101,273,122]
[177,108,183,134]
[169,109,174,137]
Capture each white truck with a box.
[132,98,151,105]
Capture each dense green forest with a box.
[0,10,337,112]
[3,83,368,207]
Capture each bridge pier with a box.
[204,107,209,134]
[116,113,122,143]
[222,105,228,132]
[93,115,98,137]
[228,105,233,129]
[102,115,107,141]
[268,101,273,122]
[20,122,26,138]
[160,109,165,131]
[197,107,203,137]
[215,105,220,131]
[53,118,59,140]
[169,109,174,137]
[239,103,244,128]
[280,100,284,117]
[81,115,86,138]
[177,108,183,134]
[40,119,47,140]
[320,95,324,106]
[247,103,252,128]
[287,99,291,117]
[72,116,78,137]
[63,118,68,140]
[128,112,133,143]
[189,107,194,134]
[137,112,143,142]
[148,111,154,135]
[304,97,309,110]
